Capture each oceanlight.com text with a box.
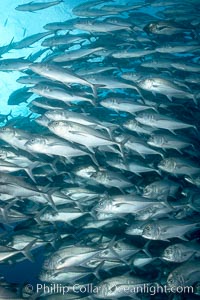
[31,283,194,296]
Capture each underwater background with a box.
[0,0,200,299]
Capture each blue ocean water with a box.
[0,0,79,116]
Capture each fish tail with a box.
[93,260,104,280]
[142,240,152,257]
[34,207,48,225]
[24,161,41,183]
[21,238,37,262]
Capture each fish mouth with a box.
[42,254,62,270]
[142,224,153,239]
[167,274,175,288]
[158,161,166,169]
[167,272,184,289]
[147,139,154,146]
[39,270,49,281]
[162,247,174,261]
[143,188,152,197]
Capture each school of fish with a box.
[0,0,200,299]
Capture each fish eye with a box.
[167,278,174,285]
[165,248,172,255]
[90,260,98,266]
[113,242,121,250]
[104,249,109,255]
[144,187,150,193]
[145,225,151,232]
[155,24,160,29]
[110,285,117,292]
[52,211,58,216]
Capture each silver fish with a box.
[143,179,180,200]
[95,194,167,215]
[95,275,158,298]
[0,126,34,152]
[43,245,101,270]
[52,47,104,62]
[115,134,163,158]
[44,109,114,137]
[39,266,94,283]
[74,20,132,33]
[0,58,31,71]
[142,219,200,241]
[111,48,155,59]
[29,63,97,97]
[100,97,156,114]
[137,77,195,102]
[144,20,192,35]
[158,157,200,176]
[25,135,95,162]
[106,157,159,176]
[162,240,200,263]
[123,119,156,135]
[15,0,63,12]
[136,112,196,133]
[147,133,193,152]
[167,261,200,289]
[48,120,123,154]
[30,84,95,105]
[42,33,88,47]
[12,32,51,49]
